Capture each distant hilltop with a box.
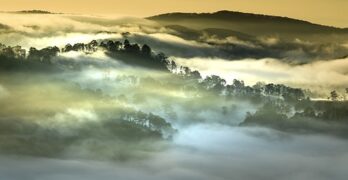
[148,10,348,37]
[148,10,345,30]
[10,10,58,14]
[149,10,309,23]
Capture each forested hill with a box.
[148,10,348,39]
[2,40,348,138]
[0,39,171,71]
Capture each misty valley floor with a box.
[0,10,348,180]
[1,125,348,180]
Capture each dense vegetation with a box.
[1,39,348,140]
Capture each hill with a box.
[11,10,57,14]
[148,10,348,42]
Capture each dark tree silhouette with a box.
[124,39,130,50]
[201,75,226,93]
[330,90,338,101]
[141,44,151,56]
[63,44,73,52]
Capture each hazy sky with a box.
[0,0,347,27]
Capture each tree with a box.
[232,79,245,94]
[0,46,15,58]
[114,41,122,50]
[28,47,39,59]
[189,70,201,80]
[265,83,275,95]
[130,44,140,53]
[106,40,116,51]
[253,82,265,93]
[169,61,177,71]
[330,90,338,101]
[87,40,98,51]
[155,53,167,63]
[124,39,130,50]
[28,46,59,62]
[201,75,226,93]
[181,66,191,75]
[123,40,140,53]
[72,43,85,51]
[99,41,107,48]
[141,44,151,56]
[11,46,26,58]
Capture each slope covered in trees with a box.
[1,39,348,139]
[148,10,348,38]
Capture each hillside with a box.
[13,10,55,14]
[148,10,348,42]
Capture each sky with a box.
[0,0,347,28]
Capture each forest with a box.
[1,39,348,146]
[0,6,348,179]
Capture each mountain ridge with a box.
[148,10,347,30]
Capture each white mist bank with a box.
[0,13,161,49]
[173,57,348,97]
[1,125,347,180]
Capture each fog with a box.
[1,50,348,179]
[1,13,348,61]
[1,125,347,180]
[1,12,348,180]
[0,13,160,49]
[174,57,348,97]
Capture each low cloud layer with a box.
[0,13,161,49]
[1,12,348,180]
[1,126,347,180]
[174,57,348,97]
[0,13,347,61]
[0,84,9,98]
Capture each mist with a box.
[1,126,348,180]
[1,10,348,180]
[174,56,348,97]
